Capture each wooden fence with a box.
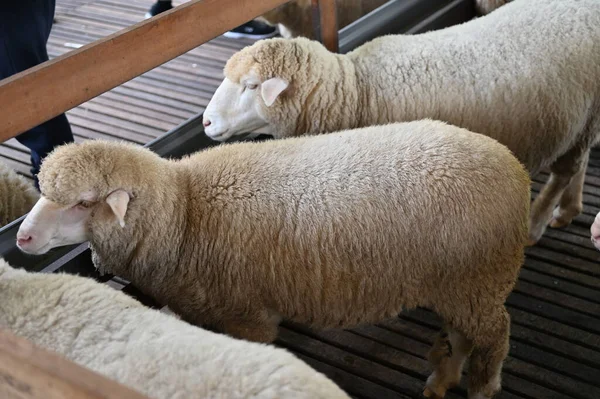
[0,0,338,143]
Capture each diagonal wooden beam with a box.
[0,0,289,143]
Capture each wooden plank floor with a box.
[0,0,256,181]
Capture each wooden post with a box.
[312,0,339,52]
[0,0,290,143]
[0,328,150,399]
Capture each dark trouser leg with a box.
[0,0,74,189]
[15,117,74,188]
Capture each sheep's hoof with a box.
[423,387,445,399]
[527,222,545,246]
[549,217,570,229]
[525,237,538,247]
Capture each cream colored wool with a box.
[0,161,38,227]
[0,258,350,399]
[19,120,530,398]
[209,0,600,244]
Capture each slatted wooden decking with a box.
[0,0,255,180]
[3,1,600,398]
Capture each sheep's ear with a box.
[106,189,130,228]
[261,78,289,107]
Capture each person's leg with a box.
[0,0,74,189]
[145,0,173,19]
[144,0,278,39]
[223,20,278,40]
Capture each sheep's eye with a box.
[75,200,93,209]
[246,83,258,90]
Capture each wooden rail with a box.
[0,0,291,142]
[312,0,340,52]
[0,328,149,399]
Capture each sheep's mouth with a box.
[17,241,52,256]
[207,129,231,141]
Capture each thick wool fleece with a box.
[225,0,600,176]
[38,120,529,348]
[260,0,386,39]
[0,259,350,399]
[0,161,39,227]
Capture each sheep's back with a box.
[188,120,529,328]
[0,265,349,399]
[349,0,600,174]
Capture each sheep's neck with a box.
[89,169,188,300]
[290,54,361,136]
[348,49,455,127]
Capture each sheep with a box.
[202,0,600,245]
[259,0,387,39]
[0,257,350,399]
[259,0,506,39]
[0,160,39,227]
[16,119,531,399]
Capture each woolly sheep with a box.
[0,160,39,227]
[202,0,600,245]
[259,0,387,39]
[0,258,350,399]
[16,120,530,398]
[259,0,506,39]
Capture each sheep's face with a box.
[591,212,600,251]
[203,70,289,142]
[16,190,129,255]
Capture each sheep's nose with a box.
[203,118,212,127]
[16,235,33,247]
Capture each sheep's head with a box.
[16,140,158,255]
[203,37,329,141]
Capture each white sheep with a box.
[0,160,39,227]
[16,120,531,398]
[202,0,600,245]
[0,257,350,399]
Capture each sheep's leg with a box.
[466,307,510,399]
[528,147,588,245]
[550,150,589,229]
[222,310,281,343]
[424,325,473,399]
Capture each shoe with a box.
[144,1,173,19]
[223,20,278,40]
